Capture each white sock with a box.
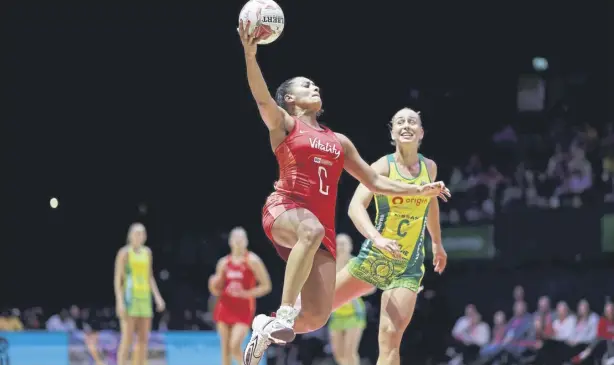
[276,305,298,324]
[293,294,302,312]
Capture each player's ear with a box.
[284,94,295,103]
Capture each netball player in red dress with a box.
[209,227,272,365]
[237,22,450,365]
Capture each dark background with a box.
[2,0,612,356]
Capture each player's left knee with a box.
[230,342,242,358]
[332,349,345,364]
[348,351,360,363]
[378,325,404,350]
[303,311,330,332]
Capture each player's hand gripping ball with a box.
[238,0,285,45]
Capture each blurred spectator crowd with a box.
[0,304,218,333]
[446,285,614,365]
[440,119,614,224]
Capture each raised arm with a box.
[337,133,450,199]
[245,253,273,298]
[239,21,293,132]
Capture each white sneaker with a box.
[243,314,296,365]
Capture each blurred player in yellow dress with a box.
[328,234,373,365]
[114,223,166,365]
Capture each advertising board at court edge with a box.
[425,224,495,259]
[0,331,266,365]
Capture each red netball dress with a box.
[262,118,345,260]
[213,254,257,326]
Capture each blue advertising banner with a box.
[0,330,265,365]
[69,330,166,365]
[165,331,266,365]
[0,332,69,365]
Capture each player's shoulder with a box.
[117,246,129,256]
[247,251,263,264]
[371,155,391,175]
[218,255,229,266]
[421,155,438,177]
[334,132,350,145]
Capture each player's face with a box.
[130,228,147,246]
[390,108,423,145]
[229,228,248,251]
[286,77,322,112]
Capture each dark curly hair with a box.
[274,78,294,112]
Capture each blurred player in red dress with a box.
[237,21,450,365]
[209,227,272,365]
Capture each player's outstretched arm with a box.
[347,157,387,241]
[238,20,292,132]
[337,133,450,199]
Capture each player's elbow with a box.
[259,279,272,295]
[361,175,380,194]
[347,201,361,221]
[262,284,272,296]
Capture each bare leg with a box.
[292,250,336,333]
[229,323,250,364]
[293,265,375,329]
[377,288,417,365]
[117,317,135,365]
[344,327,364,365]
[134,317,151,365]
[217,322,231,365]
[271,208,326,309]
[329,330,346,365]
[332,267,376,311]
[243,209,336,365]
